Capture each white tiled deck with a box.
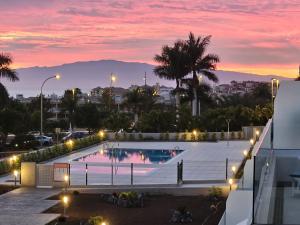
[48,141,250,185]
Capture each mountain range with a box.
[2,60,291,97]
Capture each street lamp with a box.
[226,119,231,147]
[109,73,116,110]
[40,74,60,135]
[228,178,233,191]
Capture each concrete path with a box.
[0,187,60,225]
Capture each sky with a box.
[0,0,300,78]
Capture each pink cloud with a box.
[0,0,299,76]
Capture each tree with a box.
[61,88,82,130]
[0,53,18,106]
[123,87,144,124]
[154,41,189,124]
[75,103,101,133]
[183,33,219,116]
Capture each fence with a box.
[24,158,240,188]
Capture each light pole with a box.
[109,73,116,110]
[40,74,60,135]
[226,119,231,147]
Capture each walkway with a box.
[0,187,60,225]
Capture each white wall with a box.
[274,81,300,149]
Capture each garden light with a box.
[231,166,236,173]
[63,195,69,205]
[256,130,260,136]
[101,222,107,225]
[66,139,74,149]
[250,139,254,145]
[100,148,104,155]
[13,170,18,186]
[228,178,234,191]
[111,75,116,82]
[243,150,248,157]
[55,74,61,80]
[64,174,69,183]
[192,130,197,136]
[99,130,105,138]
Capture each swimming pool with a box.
[75,148,183,164]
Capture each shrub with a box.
[231,131,235,139]
[159,133,164,140]
[73,190,80,195]
[238,131,243,139]
[208,186,222,200]
[211,133,217,141]
[165,132,169,140]
[175,133,180,141]
[129,133,135,141]
[114,133,119,141]
[123,132,127,141]
[203,131,209,141]
[181,133,187,141]
[138,133,143,140]
[88,216,105,225]
[220,131,225,140]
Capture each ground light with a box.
[99,130,105,139]
[13,170,18,186]
[66,139,74,149]
[250,138,254,146]
[228,178,234,191]
[62,195,69,217]
[256,130,260,141]
[64,174,69,192]
[243,150,248,157]
[231,166,236,174]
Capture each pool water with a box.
[75,148,183,164]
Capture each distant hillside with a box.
[2,60,291,97]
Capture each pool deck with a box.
[0,141,250,186]
[50,141,250,185]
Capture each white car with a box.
[35,135,53,146]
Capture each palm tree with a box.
[184,32,219,116]
[154,41,189,123]
[0,53,18,105]
[123,87,144,124]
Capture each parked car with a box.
[62,131,88,142]
[10,134,39,150]
[34,135,53,146]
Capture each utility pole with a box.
[144,72,147,87]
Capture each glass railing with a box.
[253,149,300,224]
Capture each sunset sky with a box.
[0,0,299,77]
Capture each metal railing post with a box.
[177,162,180,184]
[181,160,183,182]
[85,163,88,186]
[131,163,133,185]
[225,158,228,180]
[68,163,71,186]
[111,164,114,185]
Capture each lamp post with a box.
[40,74,60,135]
[13,170,18,186]
[62,195,69,217]
[109,73,116,110]
[226,119,231,147]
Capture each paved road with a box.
[0,187,60,225]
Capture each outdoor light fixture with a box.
[250,139,254,145]
[231,166,236,173]
[111,75,116,82]
[64,174,69,183]
[62,195,69,217]
[243,150,248,157]
[101,222,107,225]
[99,130,105,138]
[66,139,74,149]
[192,130,197,136]
[40,74,61,135]
[13,170,18,186]
[228,178,234,191]
[255,130,260,136]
